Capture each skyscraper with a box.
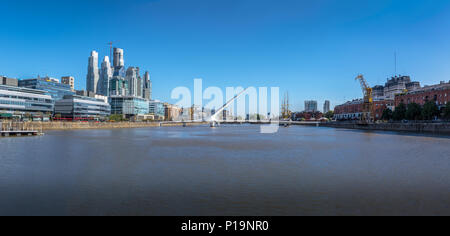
[323,100,331,113]
[304,100,318,112]
[99,56,113,96]
[143,71,152,100]
[113,48,124,69]
[136,67,143,98]
[86,51,99,93]
[126,67,139,97]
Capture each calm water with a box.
[0,125,450,216]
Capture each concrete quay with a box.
[321,122,450,135]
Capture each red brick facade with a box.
[334,100,391,120]
[292,111,323,121]
[395,87,450,109]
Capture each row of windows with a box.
[0,99,53,109]
[0,94,52,103]
[74,103,110,109]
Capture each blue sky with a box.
[1,0,450,111]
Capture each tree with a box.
[443,103,450,120]
[108,114,126,122]
[324,111,334,119]
[422,101,439,120]
[393,103,406,121]
[406,103,422,121]
[381,108,393,121]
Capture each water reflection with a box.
[0,125,449,215]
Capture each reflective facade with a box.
[149,100,165,118]
[99,56,113,96]
[0,85,54,119]
[110,96,149,116]
[86,51,99,93]
[55,95,111,120]
[18,77,75,101]
[126,67,139,97]
[113,48,124,68]
[143,71,151,100]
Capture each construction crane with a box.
[355,74,374,122]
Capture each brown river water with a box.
[0,125,449,215]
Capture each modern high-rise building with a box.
[109,77,128,96]
[86,47,151,100]
[86,51,99,93]
[137,76,143,98]
[136,67,143,98]
[61,76,75,91]
[143,71,152,100]
[126,67,139,97]
[304,100,318,112]
[323,100,330,113]
[109,64,127,96]
[99,56,113,96]
[113,48,124,69]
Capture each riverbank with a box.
[2,121,208,131]
[321,122,450,135]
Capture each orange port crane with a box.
[355,74,374,122]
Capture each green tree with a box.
[422,101,439,120]
[108,114,125,122]
[324,111,334,119]
[443,103,450,120]
[381,108,393,121]
[393,103,406,121]
[406,103,422,121]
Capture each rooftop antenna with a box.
[394,51,397,76]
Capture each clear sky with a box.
[1,0,450,111]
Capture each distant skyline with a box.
[1,0,450,111]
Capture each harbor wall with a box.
[2,121,206,131]
[321,122,450,135]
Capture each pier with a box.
[0,122,43,137]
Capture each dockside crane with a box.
[355,74,374,122]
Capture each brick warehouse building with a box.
[395,81,450,109]
[334,99,392,121]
